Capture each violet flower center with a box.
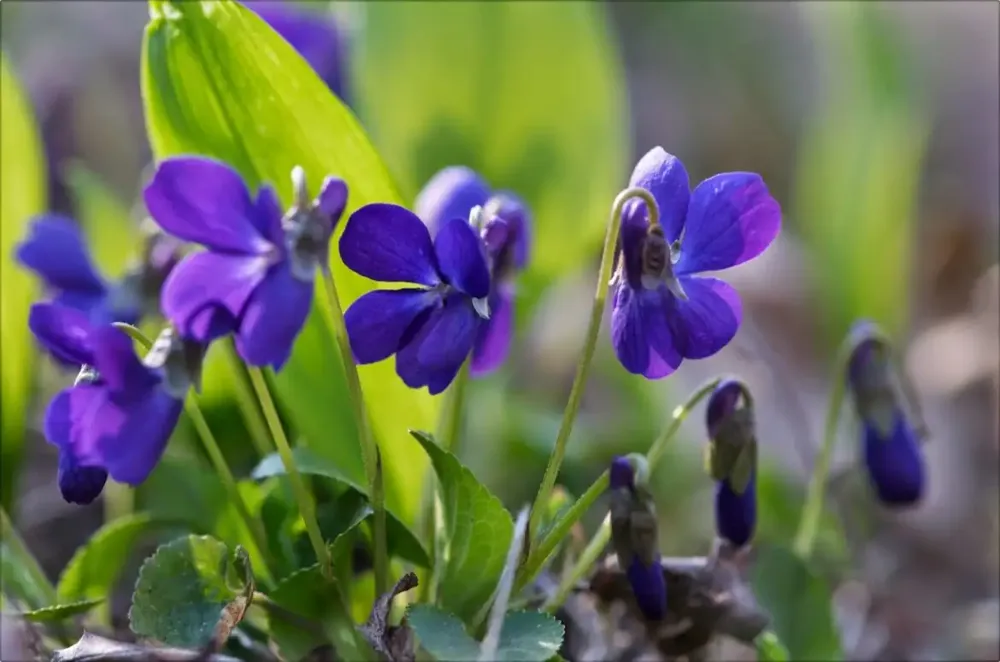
[639,225,686,299]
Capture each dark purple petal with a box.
[706,379,745,440]
[469,287,513,377]
[253,184,287,248]
[618,199,649,289]
[344,288,437,365]
[609,456,635,490]
[414,166,490,237]
[665,276,742,360]
[143,157,273,255]
[489,192,532,271]
[674,172,781,275]
[29,303,95,366]
[49,390,108,505]
[611,285,682,379]
[628,147,691,245]
[16,215,107,296]
[89,326,159,399]
[235,262,314,370]
[863,411,925,507]
[481,219,510,257]
[161,252,270,342]
[846,318,885,389]
[434,218,490,299]
[625,555,666,621]
[188,304,240,342]
[715,475,756,548]
[316,176,348,226]
[395,294,479,395]
[340,204,441,286]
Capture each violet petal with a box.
[28,303,95,366]
[340,203,441,286]
[235,262,314,370]
[665,276,742,360]
[628,147,691,245]
[433,217,490,299]
[344,288,438,365]
[414,166,490,237]
[469,287,514,377]
[16,215,107,295]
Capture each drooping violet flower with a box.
[245,0,349,102]
[15,216,180,342]
[414,166,531,377]
[30,303,200,504]
[611,147,782,378]
[608,454,666,621]
[705,379,757,548]
[144,157,347,371]
[340,202,491,394]
[846,320,926,507]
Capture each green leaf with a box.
[252,448,429,567]
[756,630,791,662]
[57,513,180,603]
[0,53,47,510]
[408,606,563,662]
[18,599,105,623]
[64,163,139,278]
[141,0,436,526]
[409,430,513,624]
[354,2,629,290]
[749,545,843,661]
[129,535,255,648]
[756,466,848,565]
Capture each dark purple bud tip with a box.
[863,411,925,507]
[57,454,107,505]
[481,218,510,256]
[715,474,757,547]
[706,378,751,440]
[626,555,667,620]
[610,456,635,490]
[846,319,890,389]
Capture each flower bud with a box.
[705,379,757,548]
[846,321,925,506]
[283,166,348,281]
[114,225,183,319]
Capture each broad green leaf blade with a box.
[64,163,138,277]
[354,2,629,289]
[409,430,513,624]
[756,631,791,662]
[406,605,480,662]
[57,513,179,602]
[252,449,429,567]
[18,599,105,623]
[0,53,47,510]
[750,545,843,661]
[141,0,435,525]
[129,535,254,648]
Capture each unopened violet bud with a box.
[705,378,757,548]
[481,217,510,256]
[283,166,348,281]
[113,224,184,319]
[845,320,926,507]
[609,455,635,491]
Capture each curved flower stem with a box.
[527,187,660,546]
[542,514,611,612]
[184,396,274,583]
[440,361,471,453]
[516,377,719,593]
[223,339,273,458]
[0,506,59,609]
[793,338,853,559]
[318,271,387,596]
[246,366,332,579]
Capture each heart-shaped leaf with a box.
[408,605,563,662]
[409,430,513,625]
[129,535,255,648]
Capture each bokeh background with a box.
[1,1,997,660]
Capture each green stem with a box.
[542,514,610,612]
[516,378,719,592]
[319,271,388,597]
[793,339,852,559]
[184,396,274,583]
[223,339,273,458]
[527,187,661,545]
[440,361,470,453]
[102,480,133,523]
[246,366,332,579]
[0,506,58,608]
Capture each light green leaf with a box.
[0,53,47,510]
[141,0,435,525]
[18,599,105,623]
[409,430,513,624]
[756,630,791,662]
[253,448,430,568]
[750,545,843,661]
[64,163,139,278]
[129,535,255,648]
[408,606,563,662]
[354,1,629,290]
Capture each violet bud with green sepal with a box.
[608,453,666,621]
[705,379,757,548]
[846,320,926,507]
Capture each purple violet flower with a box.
[414,166,532,376]
[847,320,925,507]
[705,379,757,548]
[143,157,347,371]
[340,201,492,395]
[246,0,349,102]
[30,303,198,504]
[611,147,782,378]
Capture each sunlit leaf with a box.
[18,599,105,623]
[64,162,139,277]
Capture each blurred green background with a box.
[1,2,997,659]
